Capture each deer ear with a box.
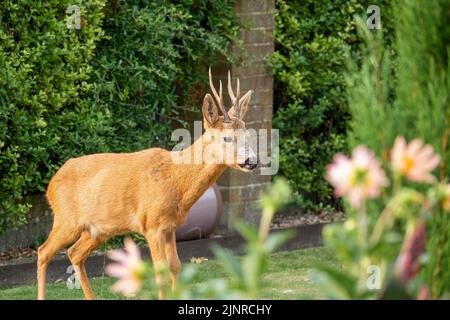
[228,90,253,120]
[202,94,219,126]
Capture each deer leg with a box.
[37,225,80,300]
[67,231,104,300]
[145,229,168,300]
[164,230,181,292]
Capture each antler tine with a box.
[227,70,242,118]
[227,70,236,102]
[235,77,240,116]
[219,79,226,116]
[209,67,220,104]
[237,77,240,98]
[219,79,223,104]
[209,67,231,122]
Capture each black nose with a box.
[239,157,258,170]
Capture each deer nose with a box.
[239,157,258,170]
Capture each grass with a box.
[0,247,338,300]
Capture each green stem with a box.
[258,208,274,243]
[392,170,402,197]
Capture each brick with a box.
[246,119,272,131]
[248,89,273,106]
[218,167,271,186]
[219,182,270,203]
[233,64,270,76]
[235,60,268,71]
[236,0,268,13]
[240,13,274,29]
[266,0,275,9]
[242,103,272,123]
[239,75,273,92]
[221,200,263,228]
[235,43,274,62]
[240,27,274,44]
[246,42,275,53]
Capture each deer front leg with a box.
[145,229,168,300]
[164,230,181,292]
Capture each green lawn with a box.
[0,247,338,300]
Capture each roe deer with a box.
[37,69,257,300]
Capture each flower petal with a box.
[107,249,129,263]
[105,263,131,278]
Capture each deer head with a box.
[201,68,257,171]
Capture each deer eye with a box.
[223,136,232,143]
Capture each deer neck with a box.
[171,132,226,212]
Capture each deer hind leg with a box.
[67,231,105,300]
[37,224,80,300]
[145,228,168,300]
[164,230,181,292]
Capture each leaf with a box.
[234,220,259,243]
[312,263,360,299]
[211,245,243,283]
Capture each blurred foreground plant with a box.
[316,0,450,299]
[106,178,292,299]
[314,137,449,299]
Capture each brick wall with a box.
[215,0,275,230]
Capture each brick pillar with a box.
[216,0,275,231]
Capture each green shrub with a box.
[0,0,238,233]
[268,0,393,213]
[0,0,108,231]
[90,0,239,152]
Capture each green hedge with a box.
[0,0,108,231]
[90,0,239,152]
[268,0,393,213]
[0,0,238,233]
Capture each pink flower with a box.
[391,137,440,183]
[326,145,388,208]
[106,237,145,296]
[418,285,430,300]
[396,222,426,283]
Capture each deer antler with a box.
[209,67,231,122]
[227,70,241,118]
